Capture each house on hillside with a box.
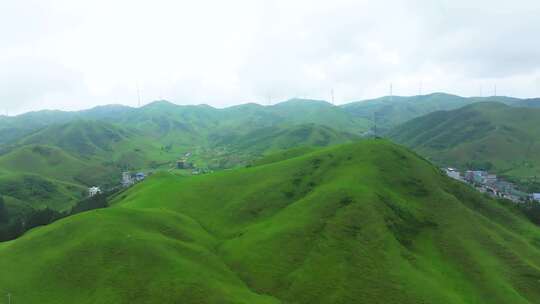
[533,193,540,202]
[465,171,487,184]
[484,174,497,185]
[122,171,134,187]
[177,159,193,169]
[445,168,462,180]
[176,160,185,169]
[88,186,101,197]
[135,172,145,181]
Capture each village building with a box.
[177,158,193,169]
[484,174,497,185]
[88,186,101,197]
[444,168,462,180]
[135,172,145,181]
[533,193,540,202]
[176,160,185,169]
[465,170,488,184]
[122,171,134,187]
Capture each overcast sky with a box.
[2,0,540,114]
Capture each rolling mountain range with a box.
[2,140,540,303]
[343,93,540,132]
[0,99,369,231]
[389,102,540,190]
[2,94,540,303]
[1,94,539,218]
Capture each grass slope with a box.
[19,120,132,157]
[342,93,472,131]
[215,124,359,154]
[341,93,540,132]
[388,102,540,183]
[0,145,115,186]
[2,140,540,303]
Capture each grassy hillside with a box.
[0,114,362,225]
[0,145,117,186]
[342,93,540,132]
[342,93,472,131]
[230,124,358,153]
[19,120,133,157]
[0,173,84,211]
[388,102,540,188]
[2,140,540,303]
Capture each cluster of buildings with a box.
[176,159,193,170]
[176,152,211,175]
[122,171,146,187]
[444,168,539,203]
[88,171,147,197]
[88,186,102,197]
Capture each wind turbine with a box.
[136,82,142,107]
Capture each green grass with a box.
[0,173,84,211]
[2,140,540,303]
[389,102,540,188]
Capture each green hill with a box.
[388,102,540,189]
[19,120,133,157]
[214,124,358,154]
[0,145,116,186]
[0,96,535,218]
[341,93,472,131]
[2,140,540,303]
[269,99,369,133]
[0,173,83,211]
[341,93,540,132]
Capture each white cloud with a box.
[1,0,540,114]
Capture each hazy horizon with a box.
[2,91,539,117]
[2,1,540,114]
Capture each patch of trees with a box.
[0,196,8,223]
[516,200,540,226]
[465,160,494,171]
[0,192,110,242]
[0,175,57,201]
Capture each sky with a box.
[2,0,540,114]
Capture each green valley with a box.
[2,140,540,303]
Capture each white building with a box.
[445,168,462,181]
[533,193,540,202]
[122,171,134,187]
[88,186,101,197]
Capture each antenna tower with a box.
[136,83,141,107]
[373,111,377,137]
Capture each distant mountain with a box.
[1,95,538,216]
[2,95,538,146]
[19,120,132,157]
[341,93,540,132]
[0,145,115,185]
[388,102,540,189]
[341,93,471,131]
[216,123,359,156]
[3,140,540,303]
